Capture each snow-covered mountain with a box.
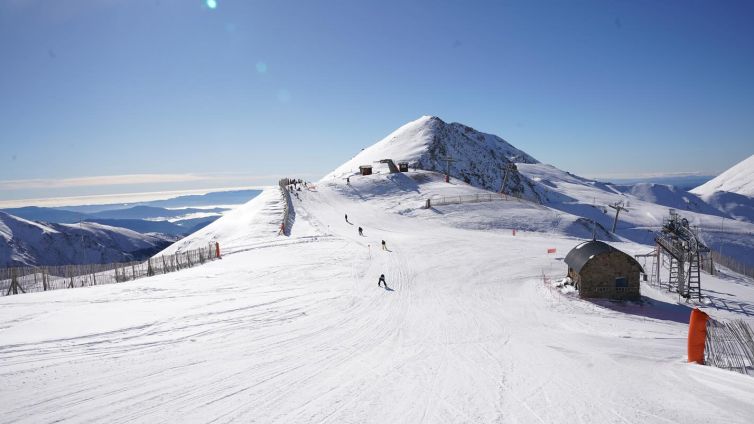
[325,116,541,200]
[690,154,754,223]
[4,123,754,422]
[612,183,724,216]
[0,212,175,267]
[323,116,754,267]
[692,154,754,198]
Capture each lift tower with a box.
[654,209,710,300]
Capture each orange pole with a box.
[688,308,709,364]
[215,242,221,259]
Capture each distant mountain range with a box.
[602,175,714,191]
[0,189,261,266]
[1,190,262,237]
[57,189,263,214]
[0,212,177,267]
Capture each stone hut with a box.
[564,240,643,300]
[359,165,373,176]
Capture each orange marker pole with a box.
[215,242,221,259]
[688,308,709,364]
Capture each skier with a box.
[358,227,363,236]
[346,177,350,185]
[378,274,387,288]
[381,240,387,251]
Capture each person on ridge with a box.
[381,240,387,251]
[358,227,363,236]
[378,274,387,288]
[345,213,349,223]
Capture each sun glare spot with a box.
[206,0,217,10]
[277,89,291,103]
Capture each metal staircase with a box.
[687,252,702,300]
[654,209,709,301]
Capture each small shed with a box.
[359,165,373,176]
[398,162,409,172]
[564,240,643,300]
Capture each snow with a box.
[324,116,540,200]
[2,168,754,423]
[0,212,173,267]
[2,117,754,422]
[692,154,754,198]
[157,188,297,255]
[517,163,754,267]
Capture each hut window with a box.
[615,277,627,288]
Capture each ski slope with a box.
[693,154,754,198]
[2,171,754,423]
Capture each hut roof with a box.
[564,240,642,273]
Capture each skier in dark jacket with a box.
[378,274,386,288]
[381,240,387,250]
[345,213,349,223]
[358,227,363,236]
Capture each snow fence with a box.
[705,317,754,376]
[1,243,219,296]
[278,178,296,236]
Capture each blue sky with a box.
[1,0,753,203]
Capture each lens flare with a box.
[277,89,291,103]
[256,62,268,74]
[206,0,217,9]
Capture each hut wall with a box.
[577,251,641,300]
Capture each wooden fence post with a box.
[7,268,26,295]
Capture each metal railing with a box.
[1,243,218,296]
[424,192,525,208]
[710,250,754,279]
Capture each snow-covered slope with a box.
[692,154,754,197]
[325,116,540,200]
[613,183,724,216]
[3,117,754,423]
[3,168,754,423]
[158,188,289,255]
[0,212,174,267]
[518,162,754,267]
[700,191,754,223]
[690,154,754,223]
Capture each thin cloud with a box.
[0,173,291,191]
[0,186,273,209]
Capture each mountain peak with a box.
[324,116,539,198]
